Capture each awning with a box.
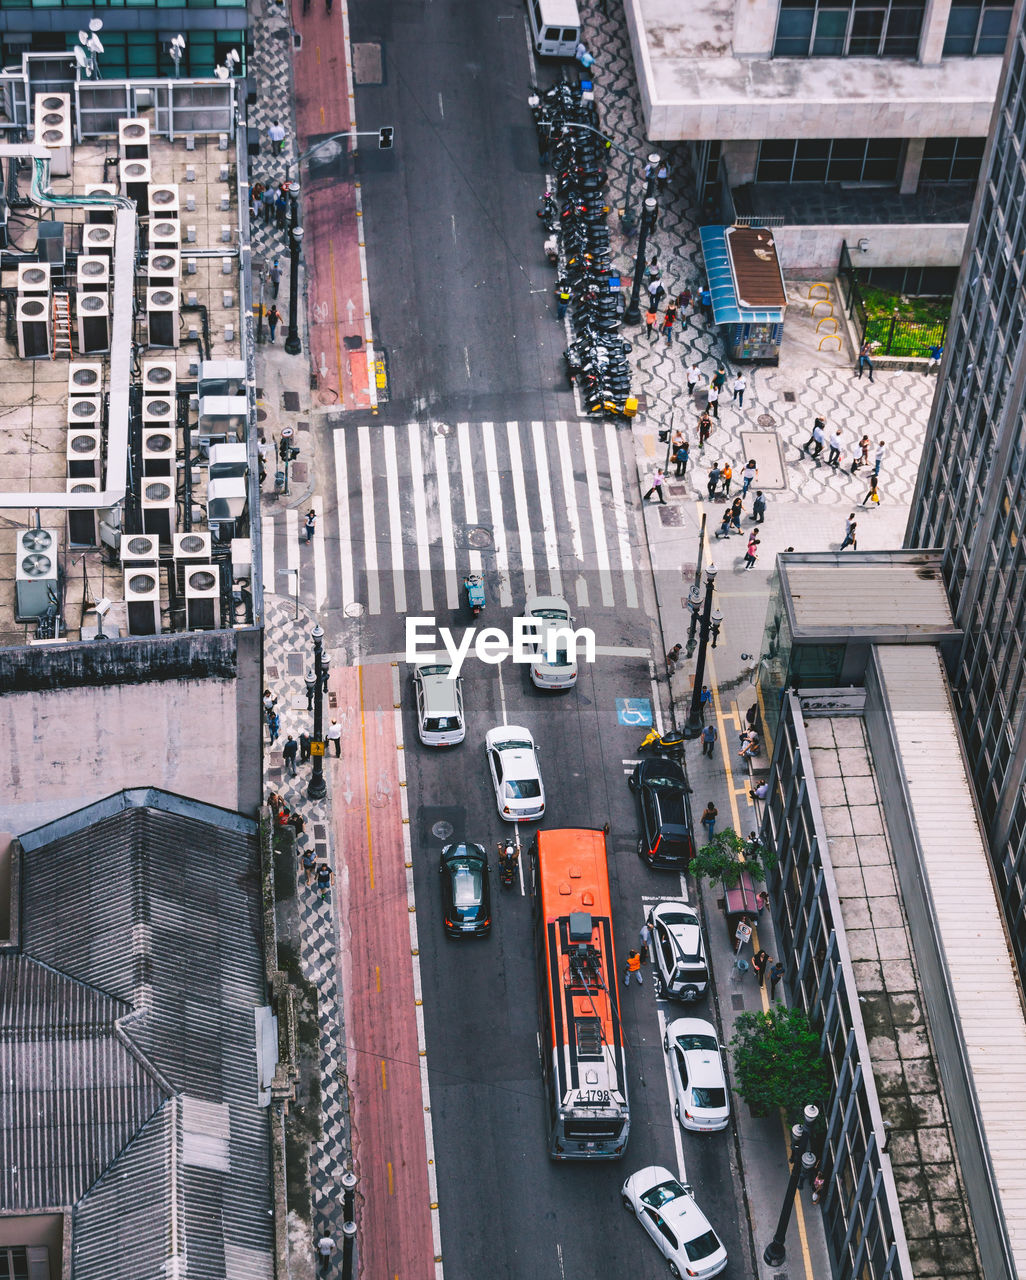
[699,225,786,326]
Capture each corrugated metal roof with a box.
[875,647,1026,1278]
[4,795,273,1279]
[783,560,956,635]
[699,225,785,325]
[725,225,787,309]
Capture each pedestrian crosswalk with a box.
[263,419,646,617]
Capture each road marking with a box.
[261,514,275,594]
[285,507,300,576]
[579,426,614,605]
[531,420,562,597]
[497,655,509,727]
[505,419,536,599]
[387,1160,393,1194]
[408,423,433,611]
[604,422,638,609]
[433,433,458,609]
[375,965,381,993]
[481,421,513,607]
[332,429,356,607]
[450,213,457,250]
[464,346,471,382]
[556,1243,566,1280]
[357,426,381,614]
[438,92,444,118]
[381,425,405,613]
[655,1003,688,1182]
[456,422,483,574]
[554,421,584,562]
[649,659,664,735]
[311,491,327,608]
[381,1060,387,1091]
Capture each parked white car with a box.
[522,595,578,690]
[663,1018,731,1133]
[485,725,545,822]
[622,1166,728,1278]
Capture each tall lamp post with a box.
[623,158,660,325]
[764,1105,821,1266]
[683,565,723,738]
[284,221,304,356]
[308,622,327,800]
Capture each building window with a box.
[943,0,1013,55]
[920,137,986,183]
[0,1250,29,1280]
[756,138,902,184]
[774,0,926,57]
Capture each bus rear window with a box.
[565,1119,624,1141]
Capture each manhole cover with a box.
[257,408,268,421]
[283,391,300,412]
[434,423,452,436]
[658,505,686,526]
[370,789,391,808]
[431,820,454,841]
[343,335,363,351]
[344,602,365,618]
[466,526,493,549]
[756,413,776,428]
[352,42,383,84]
[782,390,796,402]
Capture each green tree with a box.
[730,1006,829,1118]
[689,827,777,887]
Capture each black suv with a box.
[628,756,694,869]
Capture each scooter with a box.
[497,841,519,888]
[464,573,485,616]
[639,727,687,756]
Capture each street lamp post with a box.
[284,221,304,356]
[308,623,327,800]
[623,158,660,325]
[683,565,723,738]
[764,1105,821,1267]
[304,669,316,712]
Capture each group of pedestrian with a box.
[751,949,785,997]
[802,420,889,506]
[252,176,293,232]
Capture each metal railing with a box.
[839,241,949,357]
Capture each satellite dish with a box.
[214,65,229,80]
[78,31,90,45]
[74,46,89,68]
[88,35,104,53]
[88,17,104,32]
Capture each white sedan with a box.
[485,726,545,822]
[522,595,578,690]
[622,1166,728,1279]
[663,1018,731,1133]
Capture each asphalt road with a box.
[344,0,751,1275]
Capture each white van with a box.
[526,0,581,59]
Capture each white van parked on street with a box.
[526,0,581,59]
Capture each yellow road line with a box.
[380,1059,387,1091]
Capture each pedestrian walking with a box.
[743,533,760,570]
[304,509,317,543]
[707,463,722,499]
[262,185,276,224]
[856,340,875,381]
[263,688,278,715]
[666,642,683,672]
[752,949,770,985]
[315,862,334,899]
[862,474,880,506]
[699,285,712,320]
[697,411,713,448]
[741,459,758,497]
[873,440,886,476]
[839,513,858,551]
[647,278,665,307]
[268,711,281,744]
[672,433,689,477]
[721,462,733,495]
[928,342,944,370]
[639,921,652,964]
[299,731,312,762]
[732,373,747,408]
[555,279,571,320]
[325,718,342,756]
[268,119,286,155]
[266,305,282,342]
[282,734,299,777]
[707,384,720,419]
[715,505,732,539]
[851,434,870,473]
[301,846,317,886]
[810,420,826,461]
[275,189,289,230]
[686,364,701,398]
[700,722,717,758]
[656,158,669,189]
[751,489,767,523]
[645,305,658,340]
[729,496,744,534]
[316,1235,336,1273]
[643,254,660,281]
[642,467,667,504]
[827,429,844,468]
[699,684,713,719]
[700,801,718,840]
[768,960,785,999]
[801,416,825,456]
[662,304,677,344]
[269,258,282,299]
[257,434,270,486]
[622,950,643,986]
[712,365,727,392]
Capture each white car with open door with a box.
[485,725,545,822]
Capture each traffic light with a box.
[378,127,394,150]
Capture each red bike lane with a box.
[329,663,436,1278]
[292,1,375,411]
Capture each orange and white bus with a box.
[529,827,630,1159]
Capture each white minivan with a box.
[526,0,581,59]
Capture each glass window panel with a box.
[812,8,849,53]
[775,8,815,53]
[944,3,981,53]
[978,7,1012,52]
[849,7,885,49]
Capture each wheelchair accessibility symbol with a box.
[616,698,653,727]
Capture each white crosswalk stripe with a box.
[263,420,645,618]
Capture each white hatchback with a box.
[523,595,578,690]
[663,1018,731,1133]
[622,1166,727,1278]
[485,725,545,822]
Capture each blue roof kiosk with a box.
[699,225,787,364]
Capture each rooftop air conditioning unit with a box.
[208,442,248,479]
[142,359,177,392]
[68,362,103,397]
[148,250,181,288]
[119,159,152,214]
[147,184,180,219]
[66,478,100,547]
[184,563,221,631]
[150,219,181,251]
[14,527,59,622]
[146,288,179,349]
[141,478,175,546]
[142,394,174,427]
[121,533,159,567]
[142,425,175,476]
[206,476,247,523]
[82,224,115,258]
[17,262,50,295]
[174,530,212,563]
[67,394,101,427]
[36,221,65,266]
[84,184,117,226]
[230,536,252,581]
[76,291,110,355]
[16,296,49,359]
[198,395,246,433]
[67,427,102,478]
[125,567,162,636]
[77,255,109,293]
[198,359,247,397]
[118,117,150,161]
[34,93,71,178]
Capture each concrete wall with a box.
[774,222,968,273]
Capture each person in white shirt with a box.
[731,374,746,408]
[707,384,720,418]
[325,719,342,757]
[827,429,844,468]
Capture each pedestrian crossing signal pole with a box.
[623,164,660,325]
[308,622,327,800]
